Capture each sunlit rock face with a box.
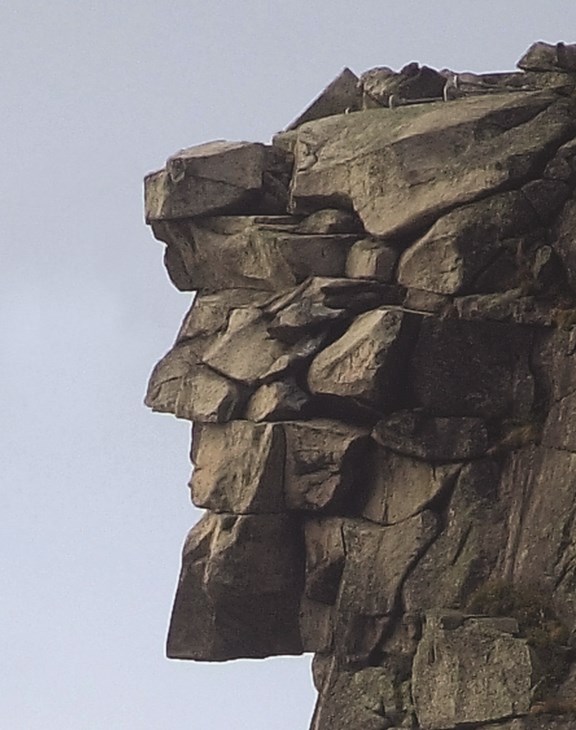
[144,41,576,730]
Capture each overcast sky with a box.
[3,2,576,729]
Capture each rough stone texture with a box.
[412,318,534,419]
[283,420,369,511]
[245,379,310,421]
[286,68,362,131]
[286,91,576,238]
[412,611,533,729]
[307,308,413,407]
[345,238,399,281]
[518,41,576,73]
[144,41,576,730]
[152,215,357,291]
[397,191,539,295]
[166,512,303,660]
[189,421,285,513]
[145,141,292,222]
[358,448,460,524]
[372,411,489,461]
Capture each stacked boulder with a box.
[144,41,576,730]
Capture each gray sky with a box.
[2,2,576,728]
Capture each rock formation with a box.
[144,41,576,729]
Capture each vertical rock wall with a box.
[144,42,576,730]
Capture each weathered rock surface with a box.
[144,41,576,730]
[397,191,539,295]
[287,91,576,237]
[283,420,369,511]
[189,421,285,513]
[307,308,413,407]
[412,611,533,729]
[286,68,362,131]
[518,41,576,73]
[412,318,534,419]
[152,215,357,291]
[345,238,399,281]
[358,448,459,524]
[372,411,489,461]
[145,141,292,222]
[166,512,303,660]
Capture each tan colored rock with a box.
[245,380,309,422]
[412,611,533,729]
[190,420,285,513]
[403,288,448,313]
[175,289,273,344]
[360,63,446,107]
[403,459,506,612]
[151,215,357,292]
[372,411,488,461]
[145,343,245,423]
[284,420,369,511]
[397,191,538,295]
[518,41,576,73]
[201,306,326,385]
[334,512,438,659]
[166,513,303,660]
[145,141,291,222]
[345,238,399,281]
[359,448,460,525]
[288,91,576,237]
[307,308,413,407]
[286,68,362,131]
[295,208,363,234]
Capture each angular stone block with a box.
[190,420,285,513]
[307,308,414,408]
[151,215,357,292]
[284,420,369,511]
[397,191,538,295]
[286,67,362,131]
[288,91,576,237]
[201,306,326,385]
[412,611,533,729]
[360,63,446,107]
[518,41,576,72]
[245,379,309,422]
[359,448,460,524]
[345,238,399,281]
[295,208,364,234]
[403,459,505,612]
[145,343,245,423]
[310,661,413,730]
[145,140,292,222]
[334,513,438,660]
[166,513,304,660]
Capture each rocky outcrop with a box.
[144,41,576,730]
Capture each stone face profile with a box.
[144,41,576,730]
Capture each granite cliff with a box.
[144,41,576,729]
